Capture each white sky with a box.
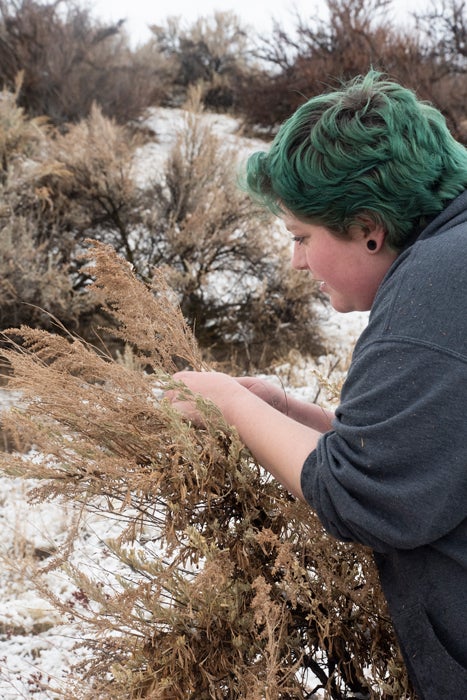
[87,0,429,46]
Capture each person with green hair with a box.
[169,71,467,699]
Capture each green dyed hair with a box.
[245,71,467,249]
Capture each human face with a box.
[284,212,397,312]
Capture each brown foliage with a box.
[0,243,414,699]
[0,78,93,332]
[0,80,325,369]
[138,92,324,368]
[0,89,139,337]
[147,11,253,110]
[238,0,467,143]
[0,0,162,125]
[2,0,467,141]
[238,0,397,131]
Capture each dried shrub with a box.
[0,79,324,369]
[408,0,467,141]
[0,242,414,699]
[147,11,253,110]
[0,90,140,337]
[237,0,467,143]
[0,0,161,125]
[136,92,324,368]
[0,79,91,332]
[237,0,403,132]
[0,72,48,180]
[0,216,88,332]
[33,103,142,252]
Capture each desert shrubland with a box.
[1,0,465,695]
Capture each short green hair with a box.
[245,71,467,250]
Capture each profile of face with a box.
[283,212,398,313]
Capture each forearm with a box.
[234,376,335,432]
[221,389,321,500]
[285,394,335,432]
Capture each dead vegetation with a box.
[0,243,414,699]
[2,0,466,139]
[0,0,161,125]
[236,0,467,141]
[0,81,324,369]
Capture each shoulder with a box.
[359,222,467,359]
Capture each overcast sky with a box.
[88,0,428,46]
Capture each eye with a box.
[292,236,306,245]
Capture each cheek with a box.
[309,249,338,277]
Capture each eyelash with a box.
[292,236,305,245]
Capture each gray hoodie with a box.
[301,191,467,699]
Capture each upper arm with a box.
[301,340,467,551]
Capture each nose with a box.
[291,242,308,270]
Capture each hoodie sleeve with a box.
[300,338,467,553]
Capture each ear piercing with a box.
[367,239,377,251]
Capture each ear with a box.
[353,214,387,253]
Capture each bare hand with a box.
[166,371,244,426]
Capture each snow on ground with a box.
[131,105,267,186]
[0,482,91,698]
[0,107,369,698]
[0,479,136,698]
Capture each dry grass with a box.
[0,243,414,699]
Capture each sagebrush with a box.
[237,0,467,141]
[0,0,161,125]
[0,81,324,369]
[0,243,414,699]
